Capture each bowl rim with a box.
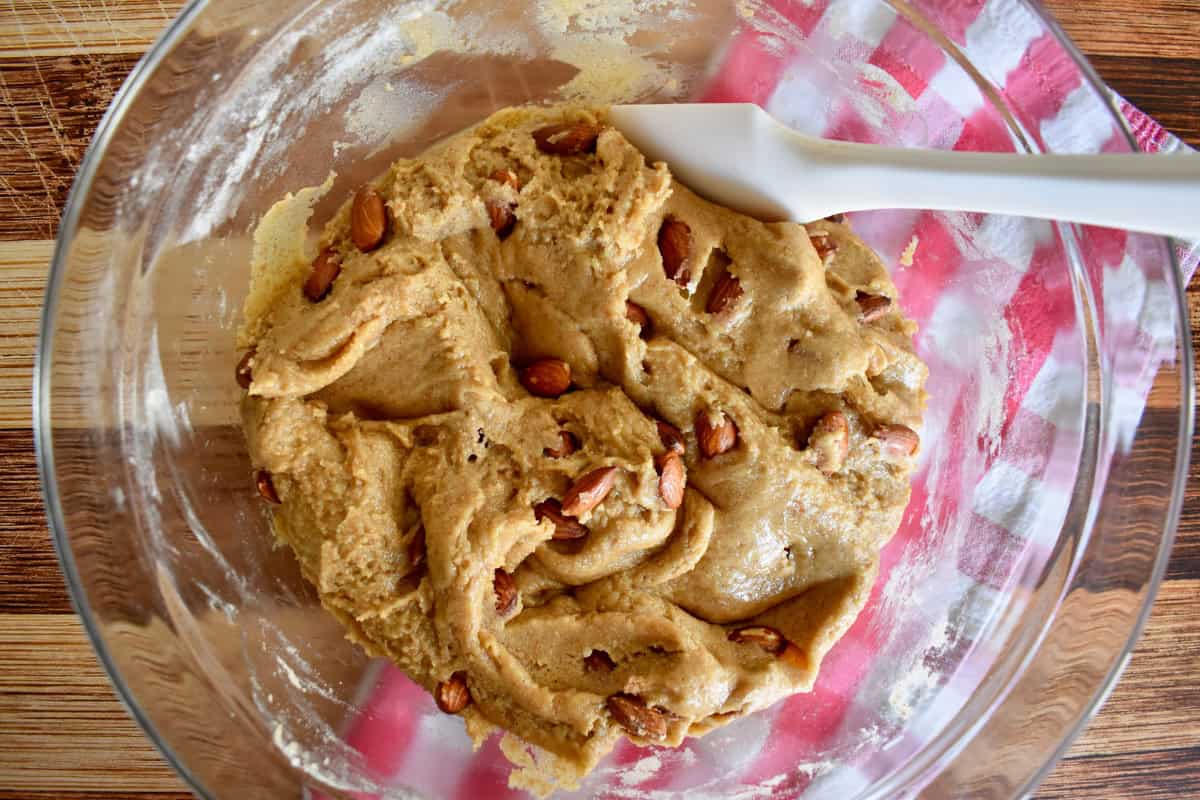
[34,1,1193,798]
[1009,2,1194,793]
[35,0,217,795]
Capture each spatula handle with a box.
[809,138,1200,240]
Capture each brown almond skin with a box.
[486,200,516,239]
[490,169,520,191]
[520,358,571,397]
[303,247,341,302]
[534,499,589,540]
[486,170,520,239]
[584,650,616,673]
[560,466,618,517]
[706,272,743,314]
[625,301,651,338]
[255,470,280,504]
[657,218,692,286]
[656,451,685,509]
[874,424,920,457]
[825,213,847,224]
[656,420,685,455]
[780,643,809,670]
[607,694,668,740]
[544,430,579,459]
[695,410,738,458]
[809,230,837,260]
[856,291,892,323]
[493,568,518,616]
[236,350,254,389]
[533,122,602,155]
[435,672,471,714]
[728,625,787,655]
[351,187,388,252]
[809,410,850,476]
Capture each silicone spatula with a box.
[608,103,1200,239]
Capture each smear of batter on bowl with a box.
[237,105,927,792]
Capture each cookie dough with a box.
[239,106,927,786]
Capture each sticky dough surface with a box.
[241,106,928,783]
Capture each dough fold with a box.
[241,106,927,785]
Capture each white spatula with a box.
[608,103,1200,239]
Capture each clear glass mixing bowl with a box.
[36,0,1192,797]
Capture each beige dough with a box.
[239,106,927,788]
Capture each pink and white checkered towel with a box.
[324,2,1196,797]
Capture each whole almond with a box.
[520,358,571,397]
[584,649,616,673]
[304,247,341,302]
[533,121,602,155]
[544,430,580,459]
[656,420,685,455]
[493,568,518,616]
[874,424,920,457]
[625,301,651,338]
[534,499,589,540]
[435,672,471,714]
[655,451,685,509]
[855,291,892,323]
[809,230,837,261]
[695,410,738,459]
[728,625,787,655]
[809,411,849,475]
[407,527,426,572]
[236,349,254,389]
[657,218,692,286]
[560,466,618,517]
[351,187,388,252]
[607,694,667,741]
[706,272,743,314]
[255,469,280,504]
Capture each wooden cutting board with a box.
[0,1,1196,797]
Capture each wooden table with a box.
[0,2,1196,797]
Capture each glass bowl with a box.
[36,0,1192,797]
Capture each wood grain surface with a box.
[0,1,1197,798]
